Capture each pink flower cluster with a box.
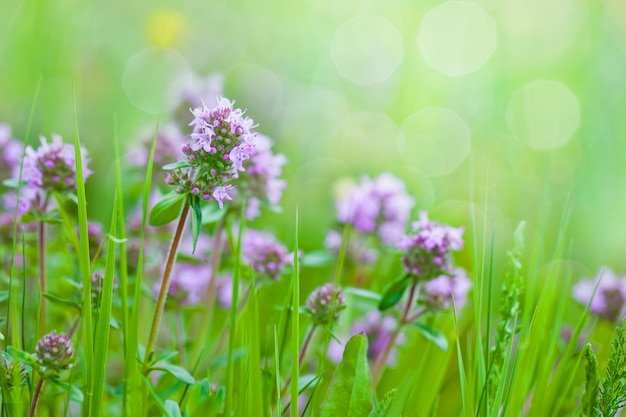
[573,267,626,322]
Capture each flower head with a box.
[242,229,290,280]
[127,123,186,168]
[421,268,472,310]
[335,173,414,246]
[166,97,259,210]
[15,134,91,214]
[573,267,626,322]
[396,212,464,279]
[33,331,74,377]
[156,262,211,307]
[305,283,346,325]
[0,123,24,181]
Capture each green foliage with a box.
[321,333,373,417]
[600,319,626,417]
[582,343,600,417]
[149,191,185,227]
[378,273,411,311]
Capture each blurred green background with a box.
[1,0,626,279]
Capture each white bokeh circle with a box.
[398,107,471,177]
[122,47,192,114]
[330,15,404,85]
[417,1,496,77]
[506,80,580,151]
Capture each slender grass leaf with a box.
[149,191,185,226]
[41,293,81,311]
[321,333,373,417]
[153,362,195,385]
[344,287,382,304]
[378,273,411,311]
[413,323,448,352]
[300,250,335,268]
[190,195,203,254]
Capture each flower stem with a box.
[38,220,46,337]
[372,280,419,384]
[280,324,317,396]
[144,200,190,367]
[28,379,44,417]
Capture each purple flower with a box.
[13,134,91,214]
[241,229,290,280]
[573,267,626,322]
[421,268,472,310]
[324,230,378,266]
[397,211,464,279]
[236,134,287,220]
[305,283,346,325]
[126,123,185,167]
[335,173,414,246]
[155,262,211,307]
[0,123,24,181]
[328,311,405,365]
[167,97,262,211]
[33,331,74,377]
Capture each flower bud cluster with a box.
[396,211,464,279]
[242,229,290,280]
[305,283,346,325]
[33,331,74,378]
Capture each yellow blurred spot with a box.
[144,9,184,47]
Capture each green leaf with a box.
[413,323,448,352]
[0,291,9,303]
[321,333,373,417]
[42,292,81,311]
[164,399,183,417]
[201,201,226,225]
[378,273,411,311]
[149,191,185,226]
[162,160,190,170]
[2,179,27,188]
[343,287,382,304]
[152,362,195,385]
[190,195,203,254]
[300,250,334,267]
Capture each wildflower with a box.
[155,262,211,307]
[420,268,472,310]
[328,310,405,365]
[33,331,74,378]
[126,123,186,167]
[241,229,290,280]
[0,123,24,181]
[335,173,414,246]
[305,283,346,325]
[1,353,28,389]
[236,134,287,220]
[165,97,258,210]
[324,229,378,266]
[396,211,464,279]
[172,72,224,125]
[573,267,626,322]
[15,134,91,214]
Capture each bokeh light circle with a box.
[330,15,404,85]
[417,1,496,77]
[506,80,580,151]
[122,47,192,114]
[398,107,471,177]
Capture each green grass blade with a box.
[246,281,264,416]
[126,118,159,417]
[290,207,300,417]
[90,194,118,416]
[73,85,94,417]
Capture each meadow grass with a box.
[0,97,624,417]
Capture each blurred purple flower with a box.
[324,229,378,266]
[305,283,346,325]
[0,123,24,181]
[237,134,287,220]
[328,311,405,365]
[155,262,211,307]
[573,267,626,322]
[397,211,464,279]
[126,123,185,167]
[241,229,290,280]
[421,268,472,310]
[335,173,414,246]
